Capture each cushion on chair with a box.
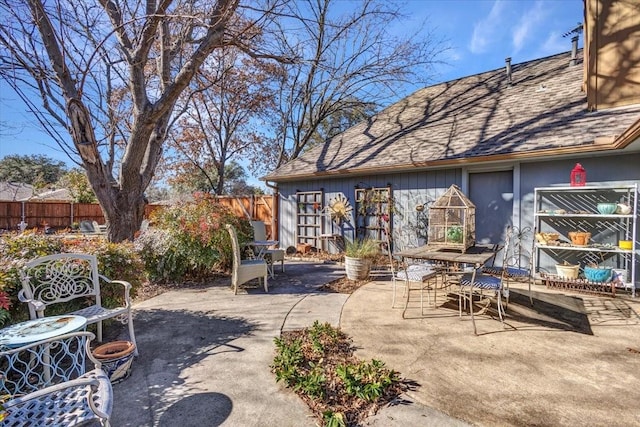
[460,273,501,289]
[395,267,437,282]
[482,266,529,278]
[504,267,530,278]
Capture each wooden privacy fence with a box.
[0,195,275,235]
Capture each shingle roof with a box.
[0,182,33,201]
[266,50,640,182]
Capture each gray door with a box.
[469,170,513,245]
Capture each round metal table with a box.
[0,315,87,348]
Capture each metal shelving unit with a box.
[533,183,638,297]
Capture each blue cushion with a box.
[482,266,529,278]
[504,267,529,277]
[460,273,501,289]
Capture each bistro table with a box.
[395,245,497,335]
[0,315,88,382]
[250,240,280,278]
[0,315,88,349]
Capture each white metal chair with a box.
[250,220,285,274]
[395,263,439,318]
[18,253,138,356]
[385,234,439,315]
[0,331,113,426]
[79,220,97,233]
[482,226,535,305]
[458,226,513,326]
[226,224,269,294]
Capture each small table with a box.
[251,240,280,278]
[395,246,497,334]
[0,315,87,349]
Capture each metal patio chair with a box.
[0,331,113,426]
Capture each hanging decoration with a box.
[327,194,352,225]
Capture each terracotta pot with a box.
[568,231,591,246]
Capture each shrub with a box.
[136,194,249,282]
[0,232,145,326]
[272,321,405,426]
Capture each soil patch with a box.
[320,276,369,294]
[274,323,411,426]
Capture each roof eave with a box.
[264,138,625,183]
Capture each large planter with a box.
[344,256,371,280]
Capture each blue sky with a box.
[0,0,583,184]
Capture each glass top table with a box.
[0,315,87,348]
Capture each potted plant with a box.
[344,238,380,280]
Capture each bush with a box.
[0,231,145,327]
[344,238,380,259]
[272,321,405,426]
[135,194,250,282]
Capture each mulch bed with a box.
[277,326,411,426]
[320,276,370,294]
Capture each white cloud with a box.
[469,0,507,54]
[512,1,547,53]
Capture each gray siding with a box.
[277,169,462,252]
[276,152,639,287]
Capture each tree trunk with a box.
[104,192,147,242]
[68,98,150,242]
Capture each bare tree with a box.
[0,0,284,241]
[166,46,280,195]
[270,0,446,168]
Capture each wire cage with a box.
[427,184,476,252]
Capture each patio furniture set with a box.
[394,225,536,335]
[1,253,137,425]
[226,221,286,294]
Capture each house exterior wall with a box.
[585,0,640,110]
[276,152,640,287]
[277,169,462,253]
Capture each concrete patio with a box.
[111,260,640,426]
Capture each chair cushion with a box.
[504,267,529,277]
[460,273,501,289]
[482,266,530,278]
[395,267,437,282]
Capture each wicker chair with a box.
[226,224,269,294]
[0,331,113,426]
[18,253,138,356]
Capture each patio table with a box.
[0,315,87,349]
[250,240,279,278]
[0,315,87,383]
[395,245,497,334]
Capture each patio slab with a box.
[110,261,640,426]
[340,280,640,427]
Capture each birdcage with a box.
[428,184,475,252]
